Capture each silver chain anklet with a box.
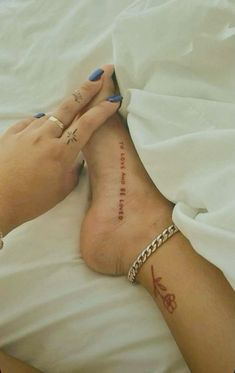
[127,223,179,283]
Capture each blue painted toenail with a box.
[106,95,123,103]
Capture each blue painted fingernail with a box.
[88,68,104,81]
[34,112,45,118]
[106,95,123,103]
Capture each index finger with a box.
[60,96,123,163]
[40,68,105,136]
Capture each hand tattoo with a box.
[151,265,177,314]
[67,129,78,144]
[72,89,83,104]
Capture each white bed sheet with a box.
[0,0,234,372]
[114,0,235,288]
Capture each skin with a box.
[1,66,234,372]
[0,67,120,237]
[0,351,41,373]
[0,66,120,372]
[81,69,235,372]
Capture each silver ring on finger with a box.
[48,116,65,132]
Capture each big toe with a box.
[90,64,118,106]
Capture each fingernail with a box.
[88,68,104,81]
[106,95,123,103]
[34,112,45,118]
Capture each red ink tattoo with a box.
[151,265,177,314]
[118,141,126,220]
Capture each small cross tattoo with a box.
[67,129,78,144]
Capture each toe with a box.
[101,64,114,77]
[87,64,116,108]
[99,64,116,98]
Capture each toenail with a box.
[78,160,85,175]
[112,71,118,86]
[106,95,123,103]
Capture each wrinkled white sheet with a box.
[0,0,234,372]
[115,0,235,288]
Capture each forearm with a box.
[138,225,235,372]
[0,213,14,237]
[0,193,16,237]
[0,351,42,373]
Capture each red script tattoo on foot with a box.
[118,141,126,220]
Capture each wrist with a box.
[0,218,14,237]
[0,197,16,237]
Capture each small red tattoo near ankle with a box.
[118,141,126,220]
[151,265,177,314]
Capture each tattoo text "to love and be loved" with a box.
[118,141,126,220]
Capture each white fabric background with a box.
[114,0,235,288]
[0,0,234,372]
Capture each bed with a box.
[0,0,234,372]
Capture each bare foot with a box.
[81,66,173,276]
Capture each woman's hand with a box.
[0,69,121,236]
